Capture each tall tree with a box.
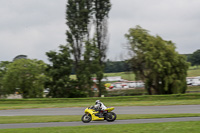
[2,59,46,98]
[66,0,93,94]
[82,40,99,96]
[93,0,111,96]
[125,26,189,95]
[66,0,111,97]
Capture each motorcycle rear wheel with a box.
[105,112,117,122]
[81,114,92,123]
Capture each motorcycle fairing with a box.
[105,107,114,112]
[84,108,104,121]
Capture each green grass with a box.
[1,99,200,110]
[106,88,147,96]
[0,114,200,124]
[76,67,200,81]
[187,86,200,92]
[71,67,200,81]
[70,72,136,81]
[103,68,200,81]
[0,121,200,133]
[188,67,200,77]
[104,72,136,81]
[0,94,200,110]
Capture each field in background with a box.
[70,67,200,81]
[187,67,200,77]
[70,72,136,81]
[104,72,136,81]
[104,67,200,81]
[93,67,200,81]
[70,68,200,82]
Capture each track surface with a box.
[0,117,200,129]
[0,105,200,116]
[0,105,199,129]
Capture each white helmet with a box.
[95,100,100,104]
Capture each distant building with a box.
[92,76,122,82]
[110,81,145,89]
[13,55,27,61]
[187,77,200,86]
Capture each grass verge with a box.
[0,114,200,124]
[0,121,200,133]
[0,94,200,110]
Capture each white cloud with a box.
[108,0,200,60]
[0,0,200,62]
[0,0,67,61]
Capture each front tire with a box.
[81,114,92,123]
[105,112,117,122]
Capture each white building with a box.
[92,76,122,82]
[110,81,145,89]
[186,77,200,86]
[126,81,145,88]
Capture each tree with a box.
[82,40,100,96]
[65,0,112,97]
[104,60,131,73]
[0,61,11,96]
[93,0,111,96]
[46,45,87,98]
[125,26,189,95]
[66,0,93,94]
[188,49,200,66]
[2,59,46,98]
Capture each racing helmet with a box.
[95,100,100,104]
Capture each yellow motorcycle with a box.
[81,106,117,123]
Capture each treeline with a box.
[71,60,130,74]
[186,49,200,66]
[1,26,194,98]
[106,49,200,73]
[0,0,195,98]
[104,60,131,73]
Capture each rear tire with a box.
[81,114,92,123]
[105,112,117,122]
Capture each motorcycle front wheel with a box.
[105,112,117,122]
[81,114,92,123]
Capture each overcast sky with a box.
[0,0,200,62]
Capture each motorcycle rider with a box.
[94,100,107,117]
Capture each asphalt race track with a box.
[0,117,200,129]
[0,105,199,129]
[0,105,200,116]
